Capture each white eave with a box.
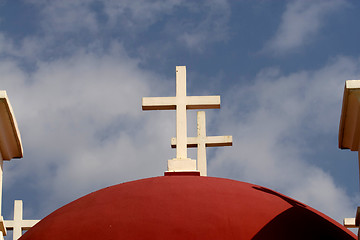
[0,91,23,160]
[339,80,360,151]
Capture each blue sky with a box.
[1,0,360,237]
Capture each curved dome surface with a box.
[21,176,356,239]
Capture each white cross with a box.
[171,111,232,176]
[142,66,220,172]
[4,200,39,240]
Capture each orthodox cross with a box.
[142,66,220,172]
[4,200,39,240]
[171,111,232,176]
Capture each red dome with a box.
[21,176,356,239]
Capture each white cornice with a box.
[0,91,23,160]
[339,80,360,150]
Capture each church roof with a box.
[0,91,23,160]
[20,175,356,240]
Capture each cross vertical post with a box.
[197,111,207,175]
[176,67,188,159]
[4,200,40,240]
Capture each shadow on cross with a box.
[251,186,356,239]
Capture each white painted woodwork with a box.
[339,81,360,239]
[0,216,5,239]
[171,111,232,176]
[343,204,360,240]
[167,159,197,172]
[344,218,357,228]
[4,200,39,240]
[142,66,220,172]
[0,91,24,238]
[339,80,360,151]
[0,91,23,161]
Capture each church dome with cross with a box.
[19,175,356,239]
[18,67,357,239]
[0,67,357,239]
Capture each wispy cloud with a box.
[0,1,358,229]
[23,0,230,58]
[36,1,99,34]
[103,0,182,31]
[263,0,347,55]
[211,56,360,222]
[176,0,230,50]
[1,44,177,214]
[0,0,231,218]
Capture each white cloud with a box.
[1,49,353,222]
[0,0,230,218]
[264,0,347,54]
[1,44,180,214]
[210,56,360,222]
[177,0,231,50]
[26,0,230,54]
[103,0,231,50]
[28,0,99,34]
[0,1,357,230]
[103,0,182,31]
[0,28,358,228]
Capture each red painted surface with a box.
[21,176,356,240]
